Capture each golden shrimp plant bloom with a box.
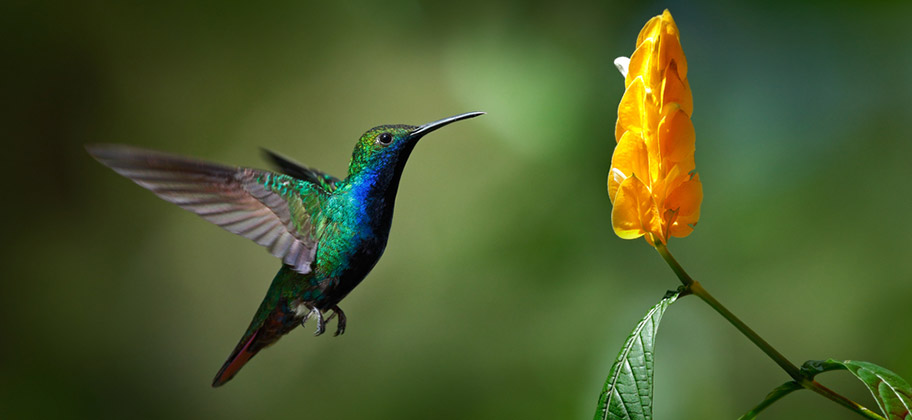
[608,10,702,245]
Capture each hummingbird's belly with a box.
[311,235,387,309]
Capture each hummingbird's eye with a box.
[377,132,393,145]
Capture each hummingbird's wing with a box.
[261,148,341,192]
[87,145,325,274]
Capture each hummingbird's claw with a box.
[301,306,326,336]
[326,305,347,336]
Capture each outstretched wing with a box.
[261,148,341,192]
[87,144,325,274]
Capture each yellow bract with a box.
[609,10,702,245]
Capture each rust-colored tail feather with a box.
[212,329,261,387]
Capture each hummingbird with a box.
[86,111,484,387]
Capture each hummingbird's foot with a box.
[301,306,326,336]
[325,305,347,336]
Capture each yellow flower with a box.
[608,10,703,245]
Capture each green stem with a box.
[653,242,884,420]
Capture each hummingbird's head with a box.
[347,112,484,178]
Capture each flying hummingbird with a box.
[87,111,484,387]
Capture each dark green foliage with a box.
[803,360,912,420]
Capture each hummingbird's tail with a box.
[212,328,262,387]
[212,301,302,387]
[212,267,304,387]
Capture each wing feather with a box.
[260,148,341,192]
[87,144,322,274]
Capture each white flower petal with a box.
[614,56,630,78]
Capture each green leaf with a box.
[805,359,912,420]
[800,359,850,377]
[738,381,803,420]
[594,288,683,420]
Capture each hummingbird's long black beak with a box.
[409,111,485,140]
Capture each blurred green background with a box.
[3,0,911,418]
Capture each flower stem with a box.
[653,242,884,420]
